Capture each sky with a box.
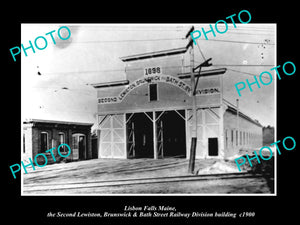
[21,23,276,128]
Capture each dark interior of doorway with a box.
[208,137,218,156]
[72,134,86,160]
[127,112,154,158]
[158,110,186,158]
[79,135,86,160]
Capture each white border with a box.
[20,23,277,197]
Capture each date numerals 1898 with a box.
[144,66,162,76]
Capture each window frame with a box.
[148,83,158,102]
[58,132,67,153]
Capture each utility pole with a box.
[236,99,239,146]
[188,35,197,174]
[184,26,197,174]
[187,55,214,174]
[184,26,226,174]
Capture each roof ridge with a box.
[222,98,262,127]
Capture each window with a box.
[58,132,66,152]
[40,132,48,153]
[149,83,158,101]
[236,130,238,146]
[240,131,242,145]
[231,130,234,145]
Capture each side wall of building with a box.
[23,125,33,161]
[223,110,263,158]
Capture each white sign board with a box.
[98,75,221,105]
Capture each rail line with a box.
[23,172,263,193]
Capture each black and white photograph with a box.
[5,5,298,225]
[20,23,276,195]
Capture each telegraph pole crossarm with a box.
[193,58,213,95]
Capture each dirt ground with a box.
[22,157,274,195]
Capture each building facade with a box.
[23,119,93,164]
[92,47,262,160]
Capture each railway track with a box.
[23,172,263,194]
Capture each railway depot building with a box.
[92,47,262,160]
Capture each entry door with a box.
[79,135,86,160]
[208,137,218,156]
[72,134,86,160]
[72,135,79,160]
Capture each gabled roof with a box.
[120,46,187,62]
[23,119,93,126]
[223,99,262,127]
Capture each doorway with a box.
[126,112,154,158]
[72,133,86,160]
[157,110,186,158]
[126,110,186,159]
[208,137,218,156]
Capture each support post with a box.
[97,129,101,159]
[153,111,158,159]
[219,75,225,158]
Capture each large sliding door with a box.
[98,114,126,158]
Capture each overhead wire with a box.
[25,26,276,117]
[195,39,206,61]
[30,86,96,95]
[222,31,274,36]
[58,38,274,45]
[37,64,192,76]
[75,25,275,33]
[193,61,274,67]
[59,37,185,44]
[30,26,276,91]
[213,66,272,81]
[55,27,274,45]
[198,39,275,45]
